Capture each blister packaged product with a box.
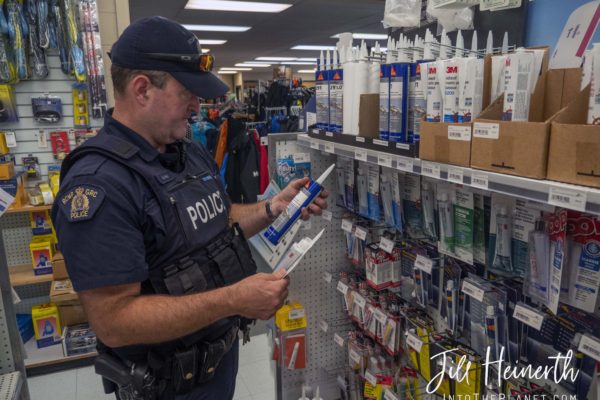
[547,209,568,314]
[345,158,356,212]
[511,199,548,277]
[383,0,422,29]
[453,186,474,265]
[380,169,395,228]
[437,184,455,256]
[421,179,438,241]
[392,171,404,233]
[488,194,515,275]
[357,164,369,218]
[367,164,381,221]
[403,174,424,239]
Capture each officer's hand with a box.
[231,272,289,320]
[272,177,329,221]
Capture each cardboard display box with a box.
[358,93,380,138]
[419,121,473,167]
[50,279,87,326]
[547,85,600,188]
[471,67,581,179]
[52,252,68,280]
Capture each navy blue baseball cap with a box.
[109,16,229,99]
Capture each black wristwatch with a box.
[265,199,277,221]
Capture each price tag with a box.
[473,122,500,139]
[384,389,400,400]
[37,130,48,148]
[365,370,378,387]
[471,173,489,190]
[4,131,16,148]
[461,280,485,302]
[312,129,320,134]
[378,153,393,168]
[406,331,424,352]
[374,309,388,324]
[341,219,353,233]
[334,333,345,347]
[321,209,332,221]
[448,125,472,141]
[379,237,395,253]
[310,140,319,150]
[289,309,306,320]
[421,162,441,179]
[337,280,349,295]
[319,319,329,333]
[373,139,388,147]
[355,136,365,143]
[548,187,588,212]
[354,226,368,241]
[414,255,433,274]
[324,143,335,154]
[349,349,362,364]
[513,304,545,331]
[396,158,414,173]
[578,334,600,362]
[293,153,310,163]
[326,131,334,137]
[355,149,367,162]
[322,271,332,283]
[448,168,464,184]
[353,294,367,309]
[260,136,268,146]
[396,142,410,150]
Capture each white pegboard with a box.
[0,289,14,374]
[0,214,35,267]
[271,135,350,400]
[0,372,20,400]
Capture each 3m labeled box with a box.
[547,85,600,188]
[32,303,61,348]
[419,121,473,167]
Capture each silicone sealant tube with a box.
[408,61,427,143]
[315,64,329,130]
[391,171,403,233]
[438,192,454,254]
[342,47,355,134]
[492,206,513,273]
[379,63,391,140]
[588,43,600,124]
[458,57,484,123]
[263,164,335,245]
[485,306,499,361]
[380,172,395,227]
[425,61,443,122]
[366,164,381,221]
[502,51,535,121]
[357,167,369,218]
[548,210,567,314]
[330,52,344,133]
[389,63,410,143]
[527,219,550,303]
[421,181,437,240]
[442,59,461,123]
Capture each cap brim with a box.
[170,71,229,100]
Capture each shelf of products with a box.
[23,337,97,370]
[300,132,600,215]
[0,371,21,400]
[5,204,52,215]
[8,264,53,287]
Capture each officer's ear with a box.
[130,74,154,105]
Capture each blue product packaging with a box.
[389,63,410,143]
[330,69,343,133]
[276,154,311,189]
[408,62,427,143]
[357,165,369,218]
[315,69,329,130]
[379,64,391,140]
[366,164,381,221]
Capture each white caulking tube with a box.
[421,182,437,240]
[588,43,600,124]
[426,60,443,122]
[455,30,464,59]
[502,50,535,121]
[263,163,335,245]
[470,30,478,57]
[501,32,509,54]
[442,58,460,123]
[288,341,300,369]
[458,57,484,123]
[486,30,493,55]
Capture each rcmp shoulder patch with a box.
[59,184,106,222]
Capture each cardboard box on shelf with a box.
[31,303,61,348]
[419,121,472,167]
[358,93,380,138]
[0,162,14,180]
[58,303,87,327]
[50,280,87,326]
[2,173,25,208]
[52,252,68,280]
[547,85,600,188]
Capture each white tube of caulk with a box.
[442,59,461,123]
[492,206,513,273]
[502,50,535,121]
[263,164,335,245]
[486,31,493,55]
[426,61,443,122]
[458,57,484,122]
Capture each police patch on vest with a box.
[60,184,106,222]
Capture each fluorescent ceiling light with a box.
[244,60,273,64]
[201,48,210,53]
[296,58,317,62]
[185,0,292,13]
[198,39,227,45]
[291,45,336,51]
[183,24,251,32]
[297,69,316,73]
[220,67,252,71]
[236,63,271,67]
[256,57,297,61]
[331,33,388,40]
[281,61,316,65]
[218,70,237,74]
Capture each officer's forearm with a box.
[79,283,240,348]
[229,201,271,237]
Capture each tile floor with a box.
[27,333,276,400]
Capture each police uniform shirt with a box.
[52,111,232,292]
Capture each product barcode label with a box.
[334,333,345,347]
[310,140,319,150]
[378,154,393,168]
[356,136,365,143]
[461,280,485,302]
[396,158,414,173]
[324,143,335,154]
[578,335,600,362]
[421,162,441,179]
[349,349,362,364]
[322,271,332,283]
[326,131,334,137]
[374,309,388,324]
[513,304,544,331]
[337,281,349,295]
[355,149,367,162]
[448,168,464,184]
[319,319,329,332]
[354,226,368,241]
[548,187,587,212]
[379,237,395,253]
[341,219,353,232]
[365,370,378,386]
[321,209,333,221]
[396,142,410,150]
[473,122,500,139]
[471,173,489,190]
[384,389,400,400]
[353,294,367,308]
[293,153,310,163]
[260,136,268,146]
[289,309,305,320]
[448,125,472,141]
[406,331,424,352]
[414,255,433,274]
[373,139,388,147]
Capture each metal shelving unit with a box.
[300,132,600,215]
[0,372,22,400]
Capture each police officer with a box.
[51,16,328,400]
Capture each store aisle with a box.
[27,333,276,400]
